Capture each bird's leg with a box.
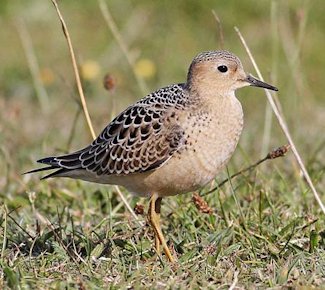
[148,193,175,263]
[154,197,161,254]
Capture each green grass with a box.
[2,171,325,288]
[1,0,325,288]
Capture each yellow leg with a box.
[154,197,161,254]
[148,193,175,263]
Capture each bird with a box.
[26,50,278,263]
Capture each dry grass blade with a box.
[98,0,148,95]
[229,270,239,290]
[50,0,96,140]
[16,19,49,112]
[1,205,8,261]
[261,0,279,156]
[50,0,139,222]
[212,10,224,49]
[202,145,291,197]
[114,185,144,225]
[234,26,325,214]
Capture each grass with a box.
[2,170,325,288]
[1,0,325,288]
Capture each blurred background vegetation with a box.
[0,0,324,288]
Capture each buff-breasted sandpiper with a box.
[27,50,278,263]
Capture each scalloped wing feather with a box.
[40,84,188,177]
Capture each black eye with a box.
[218,65,228,73]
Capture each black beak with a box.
[246,75,278,91]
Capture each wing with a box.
[34,84,188,177]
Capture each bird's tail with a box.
[24,156,76,179]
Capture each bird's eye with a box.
[217,65,228,73]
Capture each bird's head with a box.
[186,50,278,96]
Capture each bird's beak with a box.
[245,74,278,91]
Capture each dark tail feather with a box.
[26,151,85,179]
[37,154,83,170]
[40,168,69,179]
[37,156,59,166]
[24,165,70,180]
[23,165,58,175]
[24,156,71,179]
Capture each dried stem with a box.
[1,205,8,261]
[261,0,279,156]
[114,186,144,226]
[50,0,139,221]
[16,18,49,112]
[202,145,291,197]
[234,27,325,214]
[51,0,96,140]
[98,0,147,95]
[212,10,224,49]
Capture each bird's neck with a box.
[185,81,236,109]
